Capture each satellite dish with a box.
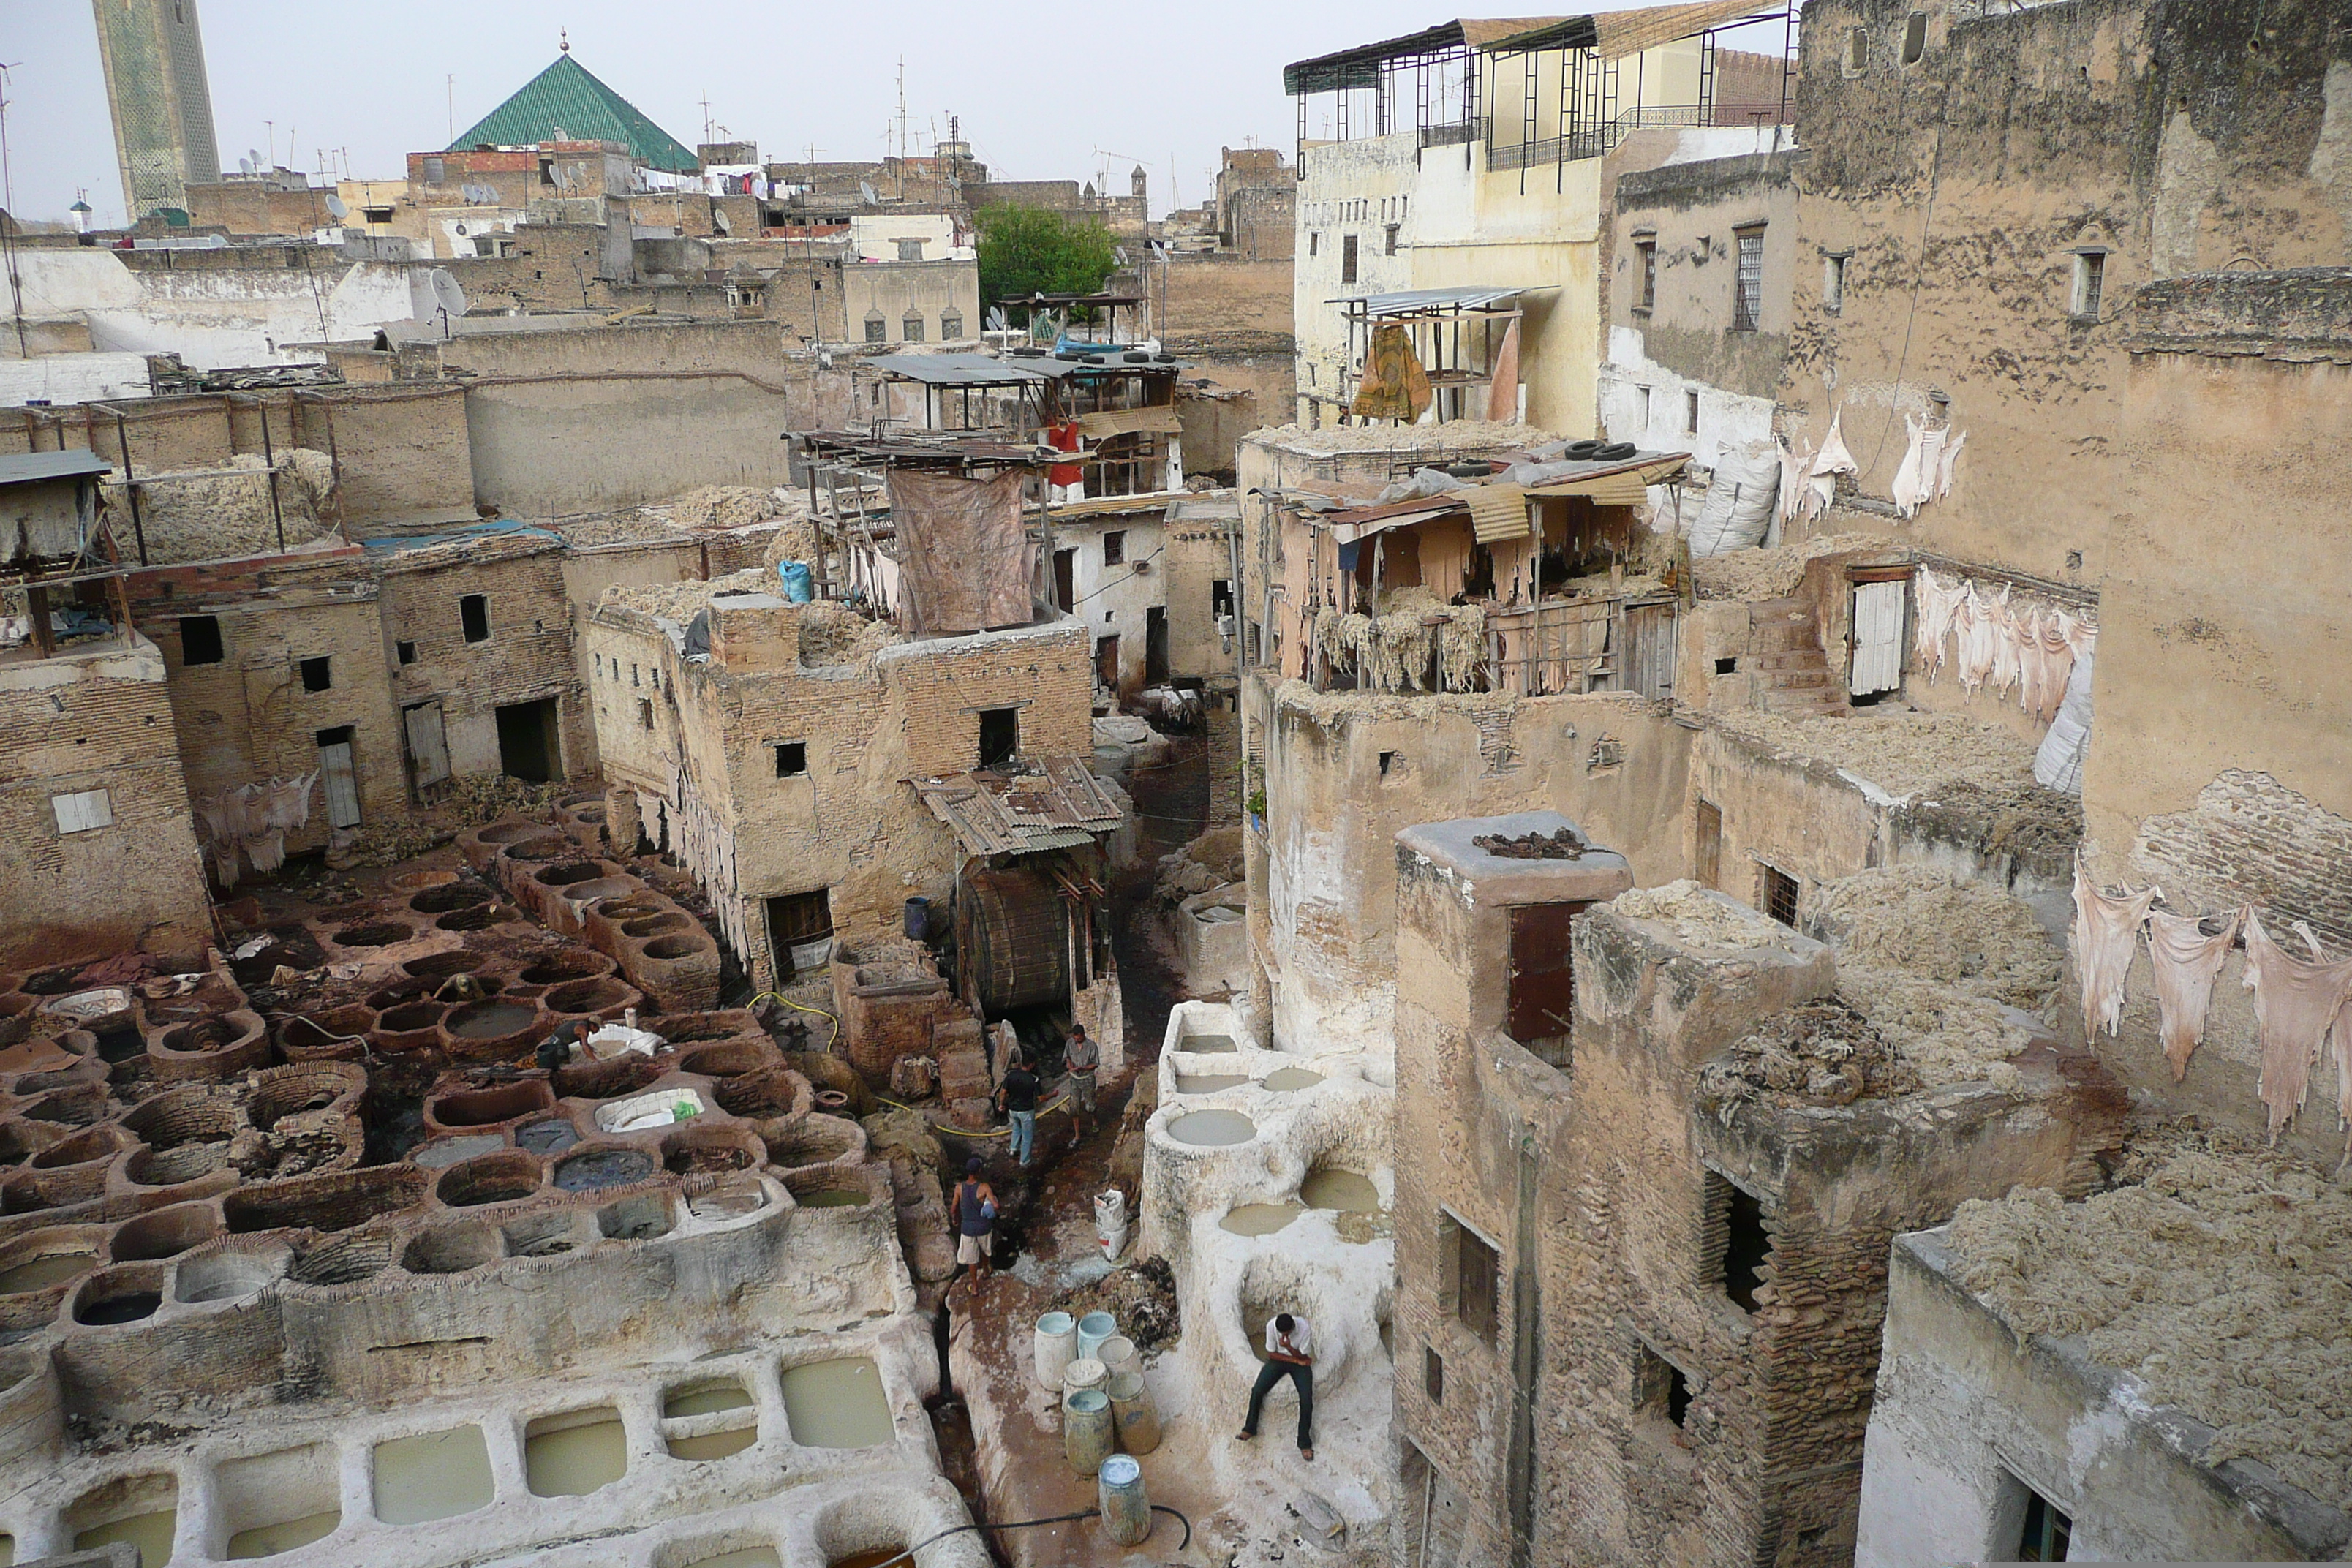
[248,148,263,169]
[859,181,878,206]
[986,306,1007,332]
[429,269,469,318]
[325,195,349,219]
[237,156,252,175]
[1113,246,1128,266]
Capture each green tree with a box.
[975,207,1119,322]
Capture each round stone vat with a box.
[176,1244,283,1304]
[225,1165,427,1235]
[333,921,413,949]
[278,1005,374,1061]
[643,934,709,961]
[762,1114,863,1171]
[285,1229,393,1286]
[23,1083,107,1126]
[514,1118,581,1156]
[554,1146,656,1194]
[783,1167,874,1210]
[437,905,508,933]
[502,836,570,863]
[1166,1109,1256,1147]
[72,1264,166,1327]
[543,977,636,1020]
[515,951,614,990]
[249,1063,363,1131]
[714,1067,810,1120]
[110,1202,222,1262]
[596,1190,674,1241]
[660,1123,763,1177]
[373,1000,447,1055]
[403,951,480,984]
[122,1089,237,1151]
[435,1153,542,1209]
[31,1125,132,1172]
[622,913,693,940]
[1260,1066,1326,1092]
[535,862,608,890]
[125,1142,230,1189]
[554,1054,664,1102]
[440,1000,543,1060]
[429,1078,555,1132]
[0,1226,105,1300]
[475,821,545,846]
[661,1011,763,1045]
[677,1041,777,1079]
[403,1223,502,1275]
[409,882,492,916]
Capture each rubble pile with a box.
[1049,1255,1180,1350]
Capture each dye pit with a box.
[0,803,989,1568]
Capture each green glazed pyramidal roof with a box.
[450,53,698,173]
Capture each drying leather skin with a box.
[2073,856,2160,1041]
[2241,913,2352,1143]
[2145,906,2242,1081]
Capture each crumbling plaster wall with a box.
[1056,511,1166,698]
[1292,133,1421,424]
[1857,1229,2339,1565]
[0,636,209,965]
[1161,508,1239,682]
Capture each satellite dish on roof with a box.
[325,194,349,219]
[1114,246,1128,266]
[986,306,1007,332]
[237,156,252,175]
[859,181,878,206]
[429,269,469,319]
[248,148,263,170]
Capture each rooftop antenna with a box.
[265,121,274,167]
[559,28,570,53]
[0,61,30,359]
[446,75,455,143]
[894,58,907,198]
[699,90,713,147]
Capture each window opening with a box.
[1733,227,1765,331]
[1211,578,1233,617]
[896,238,924,260]
[1708,1170,1771,1311]
[2011,1480,2073,1562]
[941,312,962,339]
[1103,530,1126,566]
[1760,863,1799,925]
[1507,901,1585,1062]
[1438,1211,1500,1344]
[1634,1345,1692,1428]
[1901,11,1928,64]
[1695,799,1722,890]
[1846,25,1869,72]
[299,656,331,692]
[2073,252,2106,320]
[774,742,807,777]
[1685,389,1701,433]
[766,889,834,980]
[1823,253,1847,314]
[978,706,1019,767]
[1636,238,1657,309]
[902,314,924,344]
[864,315,887,344]
[396,640,417,666]
[1424,1346,1444,1403]
[638,699,655,730]
[1384,224,1400,256]
[1341,233,1359,284]
[179,615,223,665]
[1379,750,1396,777]
[459,595,489,644]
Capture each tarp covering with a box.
[886,468,1033,635]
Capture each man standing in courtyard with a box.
[1062,1023,1098,1140]
[998,1049,1041,1168]
[1237,1311,1314,1460]
[951,1156,998,1281]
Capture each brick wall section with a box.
[380,543,587,781]
[0,639,210,963]
[881,619,1093,780]
[128,549,409,845]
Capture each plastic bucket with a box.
[1033,1311,1077,1390]
[1064,1388,1113,1476]
[1077,1311,1117,1361]
[1060,1357,1107,1406]
[1098,1452,1150,1544]
[903,897,930,941]
[1108,1369,1161,1455]
[1096,1334,1138,1380]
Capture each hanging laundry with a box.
[2014,606,2049,718]
[1775,434,1813,529]
[2038,614,2077,725]
[1806,409,1858,520]
[2241,913,2352,1142]
[1986,585,2022,699]
[1911,569,1964,679]
[2072,856,2160,1040]
[2329,993,2352,1164]
[1891,417,1928,519]
[2146,906,2243,1080]
[1350,324,1433,423]
[1936,429,1967,498]
[1956,583,2005,693]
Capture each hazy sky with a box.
[4,1,1793,229]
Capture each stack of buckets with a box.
[1036,1307,1160,1545]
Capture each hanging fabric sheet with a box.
[2241,913,2352,1142]
[2145,906,2243,1081]
[1350,324,1433,423]
[2072,856,2160,1040]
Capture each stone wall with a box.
[380,544,587,784]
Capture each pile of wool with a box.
[1834,963,2033,1091]
[1807,864,2061,1010]
[1703,997,1919,1106]
[1691,531,1890,602]
[1610,879,1791,952]
[1711,709,2039,796]
[1943,1146,2352,1509]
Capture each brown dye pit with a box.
[519,954,607,987]
[162,1018,241,1055]
[445,1002,535,1039]
[402,952,478,984]
[377,1002,444,1033]
[431,1081,551,1128]
[436,1156,540,1208]
[437,905,505,933]
[622,914,691,939]
[409,882,492,915]
[644,935,706,960]
[831,1552,912,1568]
[535,862,606,888]
[544,978,630,1016]
[1299,1168,1381,1213]
[333,923,412,949]
[0,1252,95,1292]
[514,1119,581,1154]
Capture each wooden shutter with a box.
[402,701,451,794]
[1850,578,1906,696]
[318,742,361,829]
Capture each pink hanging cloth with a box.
[2072,856,2160,1040]
[2241,913,2352,1143]
[2144,906,2242,1081]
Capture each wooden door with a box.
[1622,601,1677,700]
[1053,549,1076,613]
[318,740,361,828]
[1507,900,1588,1062]
[402,701,451,799]
[1695,799,1722,890]
[1850,578,1906,697]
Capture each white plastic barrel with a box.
[1098,1452,1150,1544]
[1077,1311,1117,1362]
[1033,1311,1077,1390]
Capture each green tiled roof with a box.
[451,53,698,173]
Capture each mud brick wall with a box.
[381,549,587,783]
[881,621,1093,780]
[0,644,210,965]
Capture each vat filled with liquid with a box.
[1180,1033,1239,1054]
[76,1509,176,1567]
[665,1382,757,1460]
[1166,1109,1255,1147]
[1220,1202,1306,1236]
[1260,1066,1325,1092]
[780,1357,892,1449]
[0,1253,93,1293]
[1172,1074,1248,1096]
[1300,1168,1380,1213]
[525,1408,627,1497]
[227,1509,338,1558]
[372,1427,494,1525]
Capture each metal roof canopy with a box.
[1284,18,1572,94]
[913,755,1126,859]
[0,451,113,486]
[1493,1,1786,59]
[1330,284,1557,317]
[994,293,1145,308]
[868,353,1057,388]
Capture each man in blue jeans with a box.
[997,1051,1041,1167]
[1236,1311,1314,1460]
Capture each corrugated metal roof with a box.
[1493,1,1780,58]
[1284,19,1569,93]
[1329,284,1556,316]
[870,353,1057,388]
[450,54,697,173]
[911,756,1126,859]
[0,451,112,486]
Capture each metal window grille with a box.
[1734,229,1765,331]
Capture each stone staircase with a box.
[1749,599,1845,716]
